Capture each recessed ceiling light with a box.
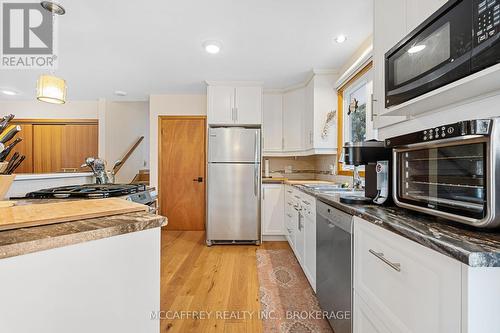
[114,90,127,97]
[40,1,66,15]
[334,35,347,44]
[1,89,19,96]
[408,44,426,54]
[203,40,222,54]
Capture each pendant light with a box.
[37,1,67,104]
[36,74,67,104]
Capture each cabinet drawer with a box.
[353,217,461,333]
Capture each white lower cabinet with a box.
[354,292,391,333]
[301,192,316,291]
[353,217,462,333]
[283,185,316,291]
[261,184,285,236]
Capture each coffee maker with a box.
[340,140,392,205]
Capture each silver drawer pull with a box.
[302,200,310,205]
[286,214,292,218]
[286,190,292,194]
[294,195,301,199]
[369,249,401,272]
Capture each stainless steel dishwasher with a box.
[317,200,353,333]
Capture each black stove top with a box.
[26,184,146,199]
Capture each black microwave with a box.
[385,0,500,108]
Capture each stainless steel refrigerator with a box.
[206,127,261,245]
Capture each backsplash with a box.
[263,155,354,185]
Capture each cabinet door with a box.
[302,194,316,291]
[372,0,408,126]
[62,124,98,171]
[261,184,285,235]
[33,124,64,173]
[406,0,447,33]
[283,88,305,152]
[208,86,234,125]
[263,94,283,152]
[354,217,461,333]
[9,123,33,173]
[235,86,262,125]
[303,80,314,150]
[354,292,391,333]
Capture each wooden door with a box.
[62,124,98,171]
[33,124,64,173]
[159,117,206,230]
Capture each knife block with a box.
[0,175,15,200]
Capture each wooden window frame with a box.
[336,61,373,177]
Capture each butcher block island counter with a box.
[0,198,167,333]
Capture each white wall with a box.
[378,93,500,139]
[102,101,149,183]
[149,94,207,188]
[0,100,99,119]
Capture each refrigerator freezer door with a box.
[207,163,260,241]
[208,127,261,163]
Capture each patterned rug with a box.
[256,249,333,333]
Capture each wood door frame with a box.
[158,115,207,229]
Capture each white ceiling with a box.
[0,0,373,101]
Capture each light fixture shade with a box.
[37,74,67,104]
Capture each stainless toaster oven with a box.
[385,118,499,228]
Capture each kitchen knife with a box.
[0,137,22,162]
[0,125,21,144]
[4,152,19,174]
[7,155,25,175]
[0,114,15,133]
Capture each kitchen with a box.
[1,0,500,333]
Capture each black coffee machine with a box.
[340,140,392,205]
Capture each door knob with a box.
[192,177,203,183]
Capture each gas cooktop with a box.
[26,184,147,199]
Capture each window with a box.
[337,62,374,175]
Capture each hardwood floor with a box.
[160,229,289,333]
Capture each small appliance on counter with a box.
[386,117,500,228]
[340,140,392,205]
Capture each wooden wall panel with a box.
[33,125,64,173]
[62,124,98,171]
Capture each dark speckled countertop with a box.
[293,184,500,267]
[0,199,167,260]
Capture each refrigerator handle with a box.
[254,163,259,197]
[254,130,259,164]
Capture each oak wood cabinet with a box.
[9,120,98,174]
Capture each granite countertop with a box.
[0,203,167,260]
[292,184,500,267]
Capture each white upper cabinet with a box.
[372,0,447,126]
[283,87,305,152]
[373,0,407,118]
[208,85,235,125]
[406,0,447,33]
[207,83,262,125]
[263,94,283,152]
[263,73,337,156]
[235,86,262,125]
